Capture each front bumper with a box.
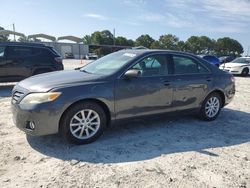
[224,89,235,106]
[219,67,242,75]
[11,101,62,136]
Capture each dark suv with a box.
[0,42,63,82]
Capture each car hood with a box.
[220,62,248,68]
[17,70,105,92]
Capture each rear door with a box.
[170,54,212,110]
[114,54,175,119]
[0,45,7,79]
[6,46,33,78]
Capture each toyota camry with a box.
[11,50,235,144]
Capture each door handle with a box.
[206,76,212,82]
[162,80,171,86]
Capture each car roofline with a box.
[0,42,45,47]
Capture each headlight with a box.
[20,92,61,104]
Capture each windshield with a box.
[80,51,137,75]
[232,58,250,64]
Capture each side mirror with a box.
[124,69,141,79]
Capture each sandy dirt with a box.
[0,60,249,188]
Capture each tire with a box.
[199,93,222,121]
[241,68,249,77]
[60,102,107,145]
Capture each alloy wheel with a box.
[69,109,100,139]
[205,97,220,118]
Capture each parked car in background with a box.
[198,55,220,67]
[85,53,98,60]
[64,52,74,59]
[12,50,235,144]
[0,42,63,82]
[219,56,236,64]
[220,57,250,76]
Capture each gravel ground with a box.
[0,60,249,188]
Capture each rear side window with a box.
[49,47,60,57]
[173,55,209,74]
[8,46,33,58]
[32,48,42,56]
[40,49,53,61]
[0,46,5,57]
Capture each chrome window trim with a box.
[118,52,211,79]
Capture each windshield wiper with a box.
[79,69,91,74]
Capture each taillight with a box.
[54,57,62,63]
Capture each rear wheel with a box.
[241,68,249,77]
[199,93,222,121]
[60,102,107,144]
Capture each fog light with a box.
[26,121,35,130]
[30,122,35,130]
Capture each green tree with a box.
[115,37,134,47]
[150,40,162,49]
[158,34,179,50]
[100,30,114,45]
[186,36,217,54]
[135,34,155,48]
[177,40,187,51]
[83,35,92,45]
[90,30,114,45]
[91,31,102,45]
[199,36,215,54]
[0,26,9,42]
[127,39,135,47]
[216,37,243,56]
[90,30,115,55]
[115,36,129,46]
[186,36,202,54]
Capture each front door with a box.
[114,54,174,120]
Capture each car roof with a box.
[0,42,45,47]
[237,57,250,59]
[121,49,198,57]
[198,54,218,58]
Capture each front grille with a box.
[12,91,25,104]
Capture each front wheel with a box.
[60,102,107,144]
[241,68,249,77]
[199,93,222,121]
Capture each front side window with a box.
[232,58,250,64]
[0,46,5,57]
[131,55,169,77]
[173,55,208,74]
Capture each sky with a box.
[1,0,250,54]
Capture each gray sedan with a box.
[11,50,235,144]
